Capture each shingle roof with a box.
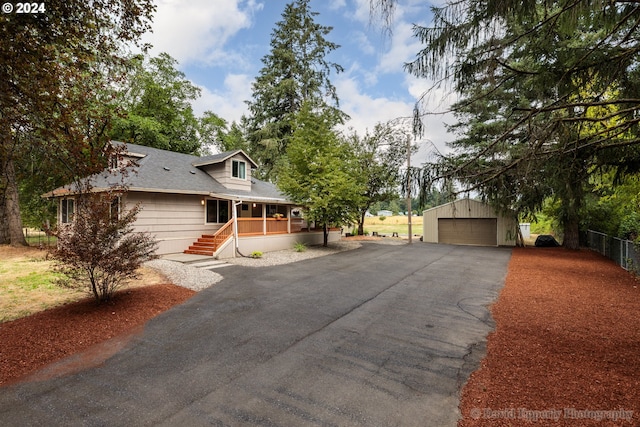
[45,142,290,203]
[192,149,259,169]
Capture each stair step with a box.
[184,249,215,256]
[187,246,215,253]
[191,242,217,248]
[197,237,217,243]
[184,232,232,257]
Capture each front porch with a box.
[184,217,317,256]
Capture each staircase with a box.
[184,219,234,256]
[184,235,220,256]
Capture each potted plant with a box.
[273,213,284,220]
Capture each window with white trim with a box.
[232,160,246,179]
[206,199,230,223]
[61,198,75,224]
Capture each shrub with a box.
[379,216,387,222]
[250,251,263,258]
[293,242,307,252]
[619,212,640,240]
[51,190,157,303]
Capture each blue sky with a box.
[141,0,453,158]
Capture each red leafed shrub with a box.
[51,189,157,303]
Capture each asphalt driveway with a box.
[0,242,511,426]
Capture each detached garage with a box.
[423,199,517,247]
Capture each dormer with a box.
[109,142,146,170]
[192,150,259,192]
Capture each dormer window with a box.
[232,160,246,179]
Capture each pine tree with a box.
[246,0,346,180]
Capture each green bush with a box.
[619,212,640,240]
[250,251,263,258]
[293,242,307,252]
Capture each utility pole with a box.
[406,134,412,243]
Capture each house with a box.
[422,199,517,246]
[45,142,341,258]
[377,210,393,217]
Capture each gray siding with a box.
[126,192,220,254]
[202,154,252,192]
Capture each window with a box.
[232,160,246,179]
[61,198,75,223]
[267,204,287,218]
[206,199,230,223]
[110,197,120,221]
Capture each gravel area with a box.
[145,240,365,291]
[227,240,362,267]
[144,259,223,292]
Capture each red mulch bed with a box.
[459,247,640,426]
[0,284,194,386]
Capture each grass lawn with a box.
[360,215,423,237]
[0,245,168,322]
[0,246,84,322]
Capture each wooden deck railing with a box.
[237,218,264,235]
[210,218,234,246]
[237,217,303,235]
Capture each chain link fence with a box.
[585,230,639,273]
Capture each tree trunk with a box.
[323,223,328,247]
[3,156,27,246]
[0,194,9,244]
[358,210,366,236]
[562,218,580,250]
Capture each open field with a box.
[0,246,168,322]
[360,215,423,237]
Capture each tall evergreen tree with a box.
[372,0,640,248]
[246,0,346,180]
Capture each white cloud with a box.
[352,31,376,55]
[192,74,253,124]
[376,20,422,74]
[328,0,347,10]
[336,75,452,165]
[336,76,413,133]
[345,0,374,25]
[143,0,263,66]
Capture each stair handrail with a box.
[211,218,234,246]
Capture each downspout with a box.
[233,200,248,257]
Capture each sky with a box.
[141,0,454,160]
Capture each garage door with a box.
[438,218,497,246]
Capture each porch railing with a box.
[237,218,289,235]
[211,218,234,246]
